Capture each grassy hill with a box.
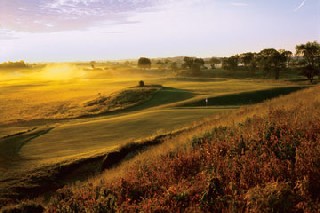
[33,85,318,212]
[0,85,315,212]
[0,68,315,211]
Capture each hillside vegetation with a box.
[38,86,320,212]
[82,86,161,116]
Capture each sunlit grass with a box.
[45,85,320,212]
[0,66,300,125]
[0,64,310,209]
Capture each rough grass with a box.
[81,86,161,115]
[43,85,320,212]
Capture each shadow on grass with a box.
[129,87,194,110]
[79,87,194,118]
[0,127,54,163]
[182,86,306,107]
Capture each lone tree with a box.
[138,57,151,69]
[90,61,96,69]
[257,48,288,79]
[296,41,320,83]
[138,80,145,87]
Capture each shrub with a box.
[245,182,295,212]
[139,80,145,87]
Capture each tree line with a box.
[0,60,28,69]
[137,41,320,82]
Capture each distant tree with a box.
[209,57,221,69]
[183,57,194,69]
[257,48,286,79]
[222,55,239,70]
[194,58,205,66]
[191,63,201,76]
[156,60,163,64]
[279,49,293,68]
[90,61,96,69]
[170,62,178,72]
[0,60,27,69]
[182,57,204,76]
[138,80,145,87]
[164,59,171,64]
[138,57,152,69]
[239,52,256,71]
[296,41,320,83]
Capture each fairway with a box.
[0,71,307,201]
[1,0,318,210]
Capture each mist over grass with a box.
[0,64,84,87]
[0,60,314,211]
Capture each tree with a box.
[222,55,239,70]
[279,49,293,68]
[182,57,204,76]
[138,80,145,87]
[209,57,221,69]
[194,58,205,66]
[191,63,201,76]
[0,60,27,69]
[170,62,178,72]
[90,61,96,69]
[183,57,194,69]
[239,52,256,71]
[257,48,287,79]
[296,41,320,83]
[138,57,152,69]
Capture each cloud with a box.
[0,29,19,40]
[0,0,156,33]
[46,0,103,8]
[230,2,248,7]
[0,0,211,33]
[294,0,306,11]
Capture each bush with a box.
[245,182,295,212]
[139,80,145,87]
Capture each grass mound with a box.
[82,86,161,115]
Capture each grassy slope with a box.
[20,108,223,163]
[44,85,320,212]
[0,73,309,208]
[0,77,296,126]
[1,80,301,173]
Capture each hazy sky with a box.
[0,0,319,62]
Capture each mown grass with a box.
[183,86,304,107]
[0,72,299,126]
[44,85,320,212]
[0,66,313,210]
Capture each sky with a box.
[0,0,319,62]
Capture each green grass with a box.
[182,86,305,107]
[19,108,223,162]
[44,85,320,212]
[0,68,310,205]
